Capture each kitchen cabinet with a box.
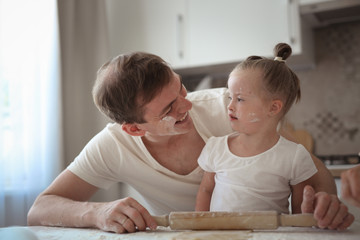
[105,0,187,67]
[187,0,301,67]
[106,0,304,70]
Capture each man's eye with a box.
[164,107,172,116]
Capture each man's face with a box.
[138,72,193,136]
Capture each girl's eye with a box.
[228,96,232,101]
[237,97,244,102]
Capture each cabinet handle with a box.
[287,0,297,45]
[176,14,184,59]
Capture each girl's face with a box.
[227,68,272,134]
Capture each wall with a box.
[287,20,360,155]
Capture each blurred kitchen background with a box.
[0,0,359,227]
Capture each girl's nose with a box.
[227,100,234,112]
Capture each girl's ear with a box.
[269,99,283,117]
[122,123,146,136]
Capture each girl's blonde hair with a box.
[230,43,301,116]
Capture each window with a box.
[0,0,62,226]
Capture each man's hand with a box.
[28,170,158,233]
[94,197,157,233]
[301,185,354,230]
[341,165,360,208]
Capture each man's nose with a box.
[174,96,192,113]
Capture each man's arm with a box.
[27,169,157,233]
[309,154,337,194]
[280,125,354,229]
[290,154,337,214]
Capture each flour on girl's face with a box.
[248,112,260,123]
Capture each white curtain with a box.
[0,0,62,226]
[57,0,111,168]
[57,0,123,203]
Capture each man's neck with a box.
[141,126,204,175]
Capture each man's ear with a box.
[269,99,283,117]
[122,123,146,136]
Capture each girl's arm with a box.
[195,171,216,211]
[290,181,307,214]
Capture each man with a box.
[28,52,354,233]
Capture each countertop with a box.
[1,222,359,240]
[327,164,360,178]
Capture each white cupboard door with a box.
[106,0,188,67]
[188,0,300,67]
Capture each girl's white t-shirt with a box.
[198,134,318,213]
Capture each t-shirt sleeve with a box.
[197,138,216,172]
[289,145,318,185]
[67,127,122,189]
[188,88,233,141]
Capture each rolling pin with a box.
[153,211,317,230]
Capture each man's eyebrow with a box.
[158,77,183,117]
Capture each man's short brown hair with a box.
[93,52,173,124]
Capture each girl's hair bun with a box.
[274,43,292,61]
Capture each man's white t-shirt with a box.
[198,134,318,213]
[67,88,233,215]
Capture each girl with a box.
[195,43,318,214]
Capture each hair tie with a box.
[274,56,286,62]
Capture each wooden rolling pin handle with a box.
[279,213,317,227]
[153,215,169,227]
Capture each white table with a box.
[1,222,359,240]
